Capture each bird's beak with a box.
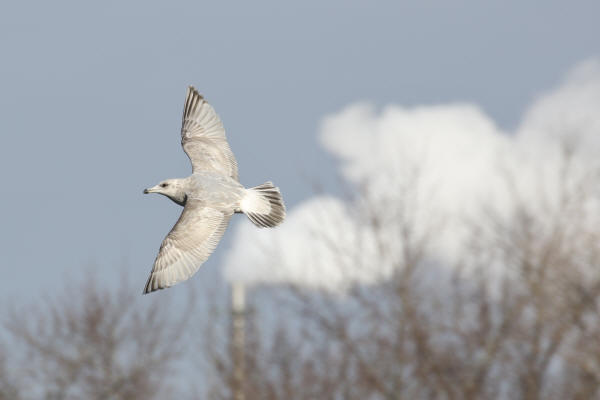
[144,186,158,194]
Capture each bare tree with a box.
[202,142,600,400]
[0,348,21,400]
[3,273,195,400]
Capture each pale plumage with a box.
[181,87,239,180]
[143,87,285,294]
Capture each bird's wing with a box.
[181,86,239,181]
[144,200,232,293]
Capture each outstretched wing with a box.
[144,200,232,293]
[181,86,239,181]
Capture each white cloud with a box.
[518,58,600,155]
[223,59,600,290]
[223,196,354,288]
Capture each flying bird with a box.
[142,87,285,294]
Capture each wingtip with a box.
[142,274,158,295]
[186,85,204,100]
[143,283,162,295]
[142,281,152,295]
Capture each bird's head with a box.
[144,179,187,206]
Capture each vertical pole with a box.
[231,281,246,400]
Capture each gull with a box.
[142,87,285,294]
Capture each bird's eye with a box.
[160,183,168,188]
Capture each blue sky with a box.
[1,1,599,301]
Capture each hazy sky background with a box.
[1,1,599,302]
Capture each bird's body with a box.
[143,87,285,294]
[191,172,246,211]
[156,173,245,210]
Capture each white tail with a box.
[240,182,286,228]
